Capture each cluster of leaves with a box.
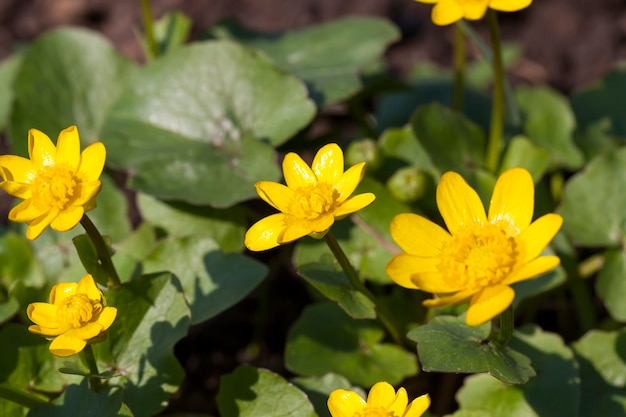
[0,8,625,417]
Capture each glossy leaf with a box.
[499,136,550,182]
[217,365,317,417]
[142,236,266,325]
[457,326,579,416]
[0,54,22,132]
[285,302,417,387]
[558,147,626,247]
[408,315,535,384]
[597,249,626,321]
[9,27,135,156]
[206,17,399,106]
[0,232,45,288]
[101,40,315,207]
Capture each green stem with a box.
[0,383,46,409]
[452,23,466,111]
[550,170,564,203]
[80,215,121,288]
[489,306,514,346]
[485,10,505,173]
[140,0,159,59]
[323,232,403,345]
[83,345,103,392]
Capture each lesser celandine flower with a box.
[27,274,117,357]
[328,381,430,417]
[0,126,105,240]
[245,143,375,251]
[417,0,532,25]
[386,168,562,326]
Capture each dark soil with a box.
[1,0,624,415]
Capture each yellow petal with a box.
[280,221,313,243]
[307,213,334,234]
[28,129,56,168]
[76,274,102,301]
[517,214,563,262]
[466,284,515,326]
[27,302,59,327]
[50,206,84,232]
[410,269,467,293]
[436,171,486,234]
[387,387,409,416]
[423,288,477,307]
[389,213,451,256]
[73,181,102,206]
[327,389,366,417]
[334,162,366,203]
[312,143,344,185]
[489,0,532,12]
[283,152,316,189]
[8,200,46,222]
[77,142,106,182]
[28,324,67,337]
[49,333,87,357]
[55,126,81,171]
[386,254,439,290]
[25,209,58,240]
[96,307,117,330]
[504,256,560,285]
[463,1,489,20]
[0,180,32,199]
[367,381,396,408]
[68,323,103,340]
[333,193,375,218]
[244,213,286,251]
[405,394,431,417]
[432,0,465,25]
[488,168,534,235]
[255,181,294,213]
[0,155,35,182]
[50,282,78,305]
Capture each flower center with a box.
[439,222,520,289]
[31,164,79,211]
[352,407,396,417]
[290,183,339,220]
[56,294,103,328]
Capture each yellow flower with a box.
[27,274,117,357]
[245,143,376,251]
[328,381,430,417]
[386,168,562,326]
[0,126,105,240]
[417,0,532,25]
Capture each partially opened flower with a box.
[245,143,376,251]
[386,168,562,326]
[0,126,105,240]
[27,274,117,357]
[416,0,532,25]
[328,381,430,417]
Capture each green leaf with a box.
[217,365,317,417]
[445,411,493,417]
[9,27,135,156]
[378,125,436,174]
[151,11,191,56]
[516,86,584,169]
[558,147,626,247]
[101,40,315,207]
[411,103,485,177]
[499,136,550,182]
[0,232,45,288]
[457,326,579,417]
[597,249,626,321]
[206,17,399,106]
[285,302,417,387]
[95,272,190,417]
[142,236,266,325]
[137,193,246,252]
[72,234,108,287]
[291,374,358,417]
[407,315,535,384]
[0,54,23,132]
[28,381,131,417]
[573,329,626,416]
[571,66,626,139]
[512,260,566,308]
[298,257,376,319]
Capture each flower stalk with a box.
[80,215,122,288]
[489,306,514,346]
[453,23,466,111]
[0,383,46,409]
[140,0,159,59]
[83,344,103,392]
[323,232,403,345]
[485,9,505,173]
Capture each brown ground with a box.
[1,0,625,415]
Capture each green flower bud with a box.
[387,166,428,203]
[345,139,383,171]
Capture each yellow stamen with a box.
[30,164,80,211]
[290,183,339,220]
[353,408,396,417]
[56,294,102,328]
